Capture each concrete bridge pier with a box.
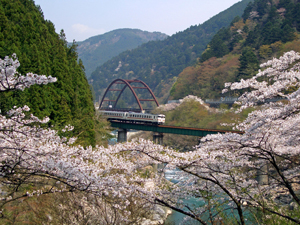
[198,138,203,145]
[117,129,127,142]
[153,132,163,145]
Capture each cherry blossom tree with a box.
[0,54,166,223]
[2,51,300,224]
[131,51,300,224]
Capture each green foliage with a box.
[160,99,248,130]
[150,99,253,151]
[0,0,96,146]
[77,28,168,78]
[89,0,252,103]
[202,0,298,61]
[243,1,297,49]
[200,27,231,62]
[170,54,240,100]
[94,111,114,146]
[261,207,300,225]
[170,0,300,101]
[237,47,260,80]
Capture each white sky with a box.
[34,0,242,42]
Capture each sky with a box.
[34,0,242,42]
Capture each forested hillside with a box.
[0,0,96,146]
[170,0,300,100]
[77,29,168,78]
[89,0,252,103]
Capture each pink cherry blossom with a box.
[2,51,300,224]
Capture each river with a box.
[163,168,203,225]
[108,138,254,224]
[163,168,256,225]
[164,199,203,225]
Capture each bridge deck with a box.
[110,121,243,136]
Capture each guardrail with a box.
[205,97,286,105]
[205,97,238,104]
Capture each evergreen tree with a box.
[237,47,259,80]
[200,28,230,62]
[0,0,96,146]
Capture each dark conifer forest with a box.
[0,0,96,146]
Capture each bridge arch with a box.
[99,79,159,112]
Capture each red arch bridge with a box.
[99,78,159,112]
[99,79,243,143]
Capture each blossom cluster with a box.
[0,53,57,91]
[157,95,209,112]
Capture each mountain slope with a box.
[0,0,96,146]
[170,0,300,101]
[77,29,168,78]
[89,0,252,103]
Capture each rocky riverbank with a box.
[140,205,172,225]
